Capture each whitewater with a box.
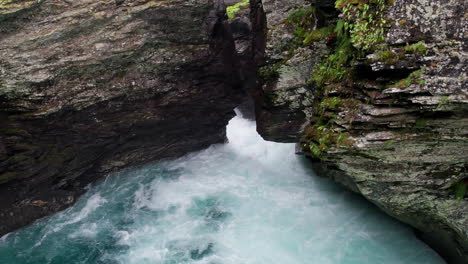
[0,116,445,264]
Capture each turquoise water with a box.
[0,116,445,264]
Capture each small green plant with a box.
[320,97,343,111]
[439,95,450,105]
[372,41,427,65]
[0,171,16,184]
[404,41,428,55]
[414,119,428,128]
[303,26,334,45]
[285,7,317,40]
[338,0,392,50]
[393,68,424,88]
[301,0,393,157]
[258,54,295,83]
[226,0,249,20]
[374,49,406,64]
[398,19,407,26]
[436,95,452,110]
[258,64,280,83]
[309,30,356,86]
[0,0,36,15]
[0,0,13,8]
[302,125,353,158]
[454,180,467,200]
[301,96,358,158]
[310,0,393,87]
[376,49,394,62]
[383,139,394,147]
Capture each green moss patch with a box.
[226,0,249,20]
[392,68,425,88]
[0,0,35,14]
[285,7,317,41]
[308,0,394,86]
[404,41,428,55]
[301,96,360,159]
[0,171,17,184]
[336,0,392,50]
[453,179,467,200]
[302,125,353,158]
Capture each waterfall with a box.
[0,116,444,264]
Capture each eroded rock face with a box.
[254,0,333,142]
[0,0,245,236]
[255,0,467,262]
[226,0,259,120]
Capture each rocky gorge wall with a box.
[0,0,467,263]
[0,0,247,237]
[254,0,467,262]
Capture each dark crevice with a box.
[419,111,455,119]
[354,64,417,83]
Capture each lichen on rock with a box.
[254,0,468,262]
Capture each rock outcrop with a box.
[254,0,317,142]
[255,0,467,262]
[0,0,245,236]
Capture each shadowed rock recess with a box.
[254,0,467,262]
[0,0,246,236]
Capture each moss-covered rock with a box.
[253,0,468,262]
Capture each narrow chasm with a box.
[250,0,467,262]
[0,0,466,263]
[0,115,445,264]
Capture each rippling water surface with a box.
[0,116,445,264]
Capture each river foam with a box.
[0,116,445,264]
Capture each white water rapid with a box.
[0,116,445,264]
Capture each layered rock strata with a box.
[254,0,467,262]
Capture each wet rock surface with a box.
[254,0,334,142]
[254,0,467,262]
[0,0,245,236]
